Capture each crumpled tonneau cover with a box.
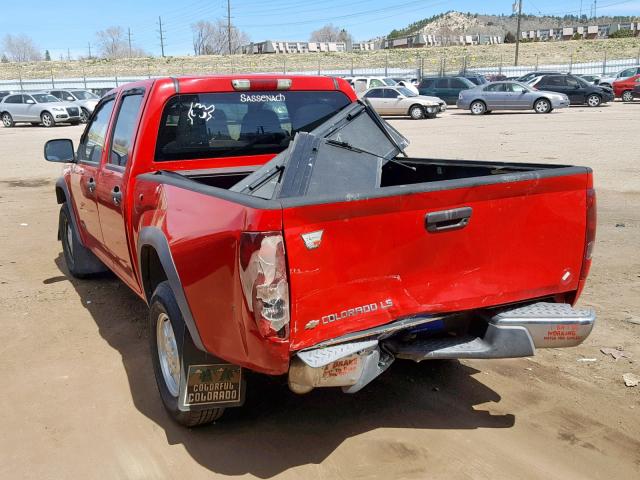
[229,101,409,199]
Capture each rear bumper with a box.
[288,302,595,393]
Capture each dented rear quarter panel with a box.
[132,178,289,375]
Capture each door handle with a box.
[425,207,472,233]
[111,186,122,206]
[87,177,96,193]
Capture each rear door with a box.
[482,83,506,108]
[68,96,116,253]
[4,95,26,120]
[283,171,589,349]
[95,88,145,291]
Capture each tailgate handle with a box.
[425,207,472,233]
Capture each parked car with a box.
[576,74,601,85]
[485,74,507,82]
[47,89,100,123]
[517,71,565,83]
[418,76,475,105]
[457,81,570,114]
[0,92,81,127]
[43,74,595,427]
[530,74,614,107]
[599,65,640,88]
[360,86,442,119]
[0,91,11,100]
[460,74,488,85]
[612,74,640,102]
[347,76,398,94]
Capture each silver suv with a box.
[0,92,81,127]
[47,89,100,123]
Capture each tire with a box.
[149,281,225,427]
[622,90,634,102]
[470,100,486,115]
[80,108,89,124]
[409,105,425,120]
[586,94,602,107]
[534,98,552,114]
[41,111,55,127]
[1,112,14,127]
[59,203,107,278]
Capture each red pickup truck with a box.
[44,75,596,427]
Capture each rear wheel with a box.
[41,112,55,127]
[622,90,634,102]
[586,94,601,107]
[470,100,486,115]
[534,98,551,114]
[1,112,14,127]
[409,105,425,120]
[59,203,107,278]
[150,281,225,427]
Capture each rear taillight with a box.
[239,232,290,341]
[573,188,596,302]
[583,188,597,268]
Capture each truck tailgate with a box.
[283,170,590,350]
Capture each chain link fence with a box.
[1,49,639,91]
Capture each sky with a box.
[1,0,639,58]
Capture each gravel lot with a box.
[0,102,638,479]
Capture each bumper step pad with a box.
[385,302,595,361]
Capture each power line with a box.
[158,16,165,57]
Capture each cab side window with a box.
[77,99,115,163]
[109,93,144,167]
[364,89,384,98]
[370,79,384,88]
[435,78,449,88]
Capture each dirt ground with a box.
[0,101,638,480]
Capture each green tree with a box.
[504,31,516,43]
[45,49,51,61]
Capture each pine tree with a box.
[45,50,51,61]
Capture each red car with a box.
[612,74,640,102]
[43,75,596,427]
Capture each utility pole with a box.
[158,16,165,58]
[128,28,132,57]
[514,0,523,66]
[227,0,232,55]
[67,48,71,61]
[594,0,597,21]
[87,42,92,59]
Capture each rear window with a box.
[155,91,351,161]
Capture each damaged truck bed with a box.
[46,76,596,427]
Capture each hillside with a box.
[1,38,639,81]
[388,11,640,38]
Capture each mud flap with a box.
[177,332,245,412]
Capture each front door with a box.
[95,89,145,292]
[68,97,116,253]
[565,76,586,104]
[482,83,506,108]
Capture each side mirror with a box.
[66,96,75,101]
[44,139,75,163]
[574,84,580,89]
[594,79,600,85]
[26,99,35,104]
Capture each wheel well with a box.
[140,245,168,302]
[471,99,486,105]
[55,186,66,204]
[408,103,424,114]
[41,110,52,119]
[535,97,551,104]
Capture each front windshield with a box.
[397,86,416,97]
[382,78,397,86]
[32,94,60,103]
[72,90,99,100]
